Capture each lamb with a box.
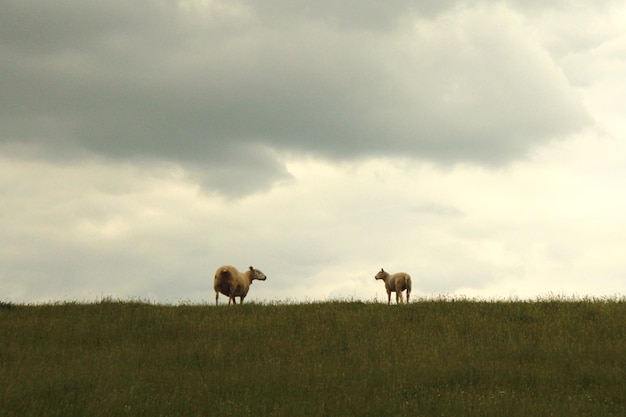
[375,268,412,304]
[214,265,267,305]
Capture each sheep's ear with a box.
[249,266,254,271]
[381,268,385,272]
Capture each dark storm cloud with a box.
[1,0,593,193]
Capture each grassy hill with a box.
[1,298,625,416]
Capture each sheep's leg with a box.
[386,289,391,305]
[228,284,237,305]
[215,291,219,306]
[406,289,410,304]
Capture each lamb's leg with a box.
[395,283,404,304]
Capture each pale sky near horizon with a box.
[2,0,625,303]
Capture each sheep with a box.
[214,265,267,305]
[375,268,412,304]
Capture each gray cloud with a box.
[1,0,595,195]
[2,0,625,306]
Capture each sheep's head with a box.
[249,266,267,281]
[375,268,388,281]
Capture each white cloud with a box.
[3,128,626,303]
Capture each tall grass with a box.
[1,298,625,416]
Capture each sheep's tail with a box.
[218,268,232,279]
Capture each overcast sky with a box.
[2,0,625,304]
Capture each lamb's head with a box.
[375,268,389,281]
[249,266,267,281]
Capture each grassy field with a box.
[1,298,625,416]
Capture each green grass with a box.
[1,298,625,416]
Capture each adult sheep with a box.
[375,268,412,304]
[214,265,267,305]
